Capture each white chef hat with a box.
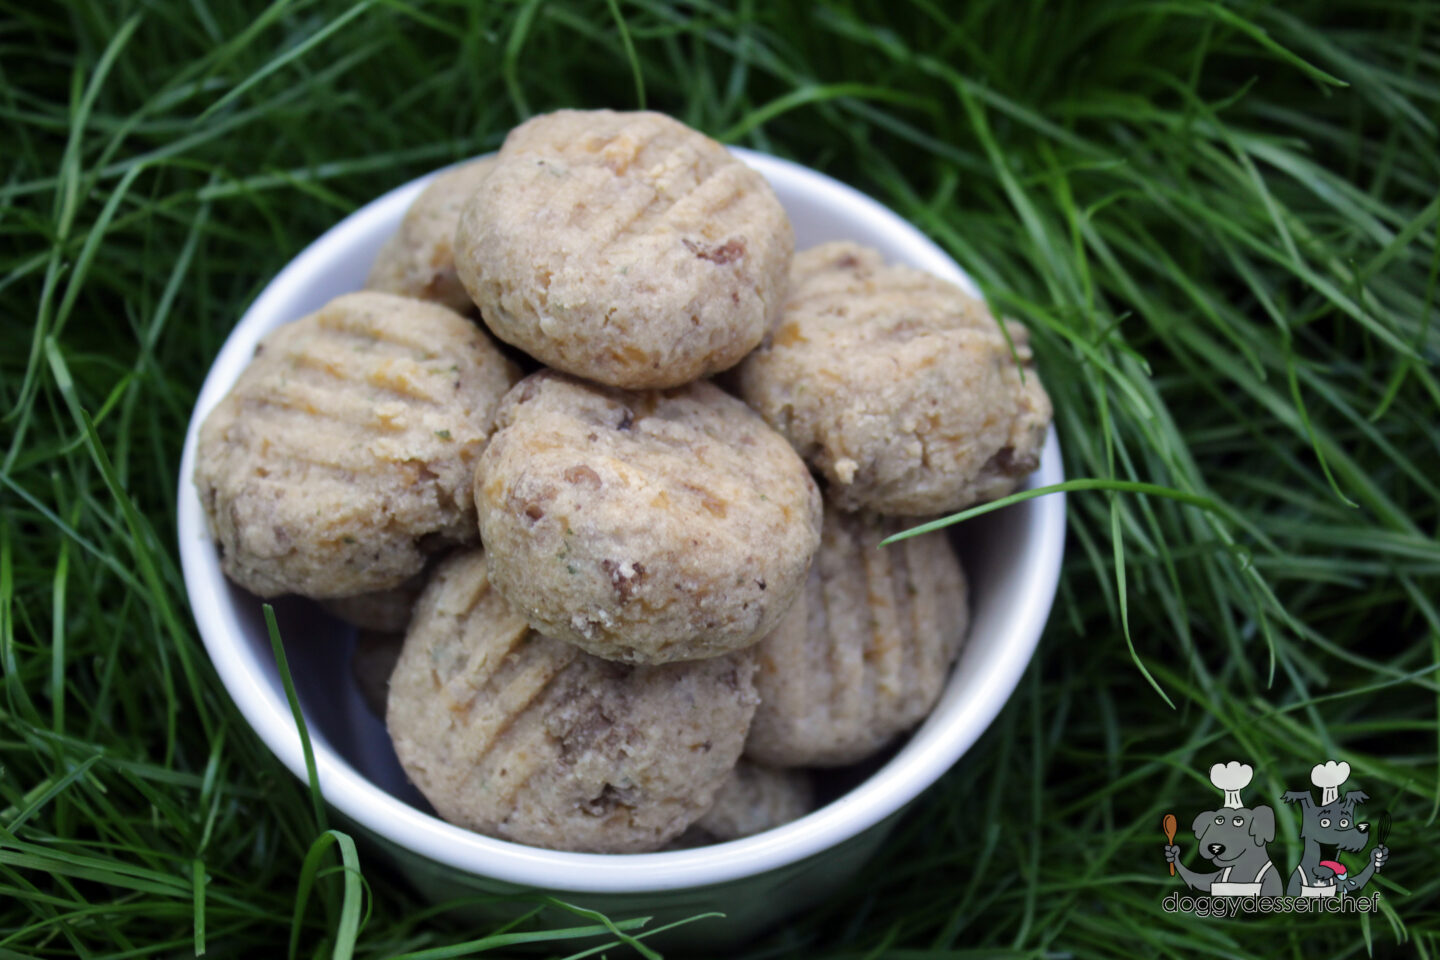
[1209,761,1253,810]
[1311,761,1350,805]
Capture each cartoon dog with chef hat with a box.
[1282,760,1390,897]
[1164,761,1281,896]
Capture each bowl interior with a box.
[177,149,1064,893]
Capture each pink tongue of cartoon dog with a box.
[1320,859,1346,877]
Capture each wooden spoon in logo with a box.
[1162,813,1178,876]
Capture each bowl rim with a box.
[176,147,1065,893]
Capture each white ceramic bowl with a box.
[177,149,1065,946]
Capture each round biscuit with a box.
[738,242,1051,514]
[745,507,969,767]
[195,291,520,598]
[387,550,759,852]
[455,110,793,388]
[474,371,822,664]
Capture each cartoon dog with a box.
[1282,760,1389,897]
[1164,761,1281,896]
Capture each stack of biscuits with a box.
[195,109,1052,853]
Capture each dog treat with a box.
[387,550,759,853]
[474,370,822,664]
[351,630,403,717]
[321,570,428,633]
[195,291,520,598]
[687,761,813,842]
[737,242,1052,514]
[455,109,794,388]
[745,507,969,767]
[365,158,494,315]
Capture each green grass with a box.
[2,0,1438,956]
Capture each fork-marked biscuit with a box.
[456,110,793,388]
[387,550,758,852]
[745,507,969,767]
[195,291,519,598]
